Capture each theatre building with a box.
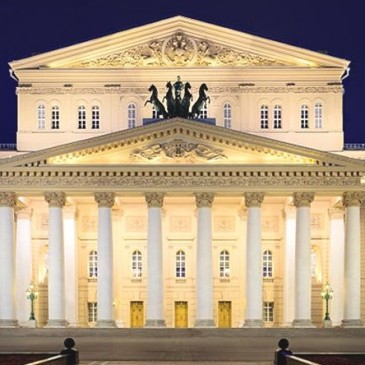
[1,16,365,329]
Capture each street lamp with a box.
[26,281,38,321]
[321,282,333,321]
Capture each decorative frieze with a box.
[342,191,365,207]
[126,216,147,232]
[244,192,264,208]
[94,192,115,208]
[170,216,191,232]
[145,192,164,208]
[293,192,315,207]
[195,192,214,208]
[44,192,66,207]
[0,192,17,207]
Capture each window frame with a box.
[132,250,142,278]
[175,250,186,278]
[219,250,230,278]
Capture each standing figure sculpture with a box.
[145,84,168,119]
[190,83,210,119]
[173,75,184,101]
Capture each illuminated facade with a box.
[1,16,365,328]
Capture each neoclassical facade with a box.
[1,16,365,328]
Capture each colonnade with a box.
[0,190,363,328]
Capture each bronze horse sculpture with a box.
[145,84,168,119]
[190,83,210,119]
[181,82,193,118]
[163,81,175,118]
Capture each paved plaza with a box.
[0,328,364,363]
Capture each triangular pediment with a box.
[9,16,349,71]
[1,119,363,172]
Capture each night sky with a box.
[1,1,363,144]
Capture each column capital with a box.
[293,192,314,208]
[244,192,264,208]
[45,192,66,208]
[195,192,214,208]
[145,192,165,208]
[0,192,17,207]
[94,192,115,208]
[342,191,365,208]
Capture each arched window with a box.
[263,250,273,278]
[176,250,186,278]
[260,105,269,129]
[132,250,142,278]
[51,106,60,129]
[223,103,232,128]
[78,105,86,129]
[92,105,100,129]
[219,250,230,278]
[37,104,46,130]
[88,250,98,278]
[273,105,282,129]
[128,103,136,128]
[300,105,309,129]
[314,103,323,128]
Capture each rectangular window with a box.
[260,106,269,129]
[263,301,274,322]
[301,106,309,129]
[88,302,97,322]
[51,107,60,129]
[273,105,282,129]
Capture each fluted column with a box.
[194,192,215,327]
[145,192,166,327]
[45,192,67,327]
[342,192,364,327]
[243,192,264,328]
[15,208,33,326]
[0,192,18,327]
[329,207,345,326]
[292,192,314,327]
[95,192,116,328]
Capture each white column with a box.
[145,192,165,327]
[63,207,78,327]
[342,192,363,327]
[243,192,264,328]
[292,192,314,327]
[0,192,18,327]
[15,208,32,326]
[329,207,345,326]
[283,206,296,326]
[45,192,67,327]
[95,192,116,328]
[194,192,215,327]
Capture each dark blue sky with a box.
[1,1,363,143]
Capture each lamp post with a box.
[26,281,38,321]
[321,282,333,325]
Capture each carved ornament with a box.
[145,192,164,208]
[195,192,214,208]
[342,191,365,207]
[0,192,17,207]
[44,192,66,208]
[131,139,227,162]
[293,192,315,208]
[77,32,282,68]
[94,192,115,208]
[244,192,265,208]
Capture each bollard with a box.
[60,338,79,365]
[274,338,292,365]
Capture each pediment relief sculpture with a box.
[78,32,283,68]
[130,139,227,162]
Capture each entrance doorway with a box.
[175,301,188,328]
[218,301,232,328]
[130,301,144,328]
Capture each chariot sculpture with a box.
[145,76,210,119]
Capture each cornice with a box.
[15,85,343,95]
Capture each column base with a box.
[243,319,263,328]
[25,319,37,328]
[323,319,332,328]
[145,319,166,327]
[0,319,18,328]
[96,319,117,328]
[194,319,215,327]
[341,319,363,328]
[292,319,315,328]
[46,319,68,328]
